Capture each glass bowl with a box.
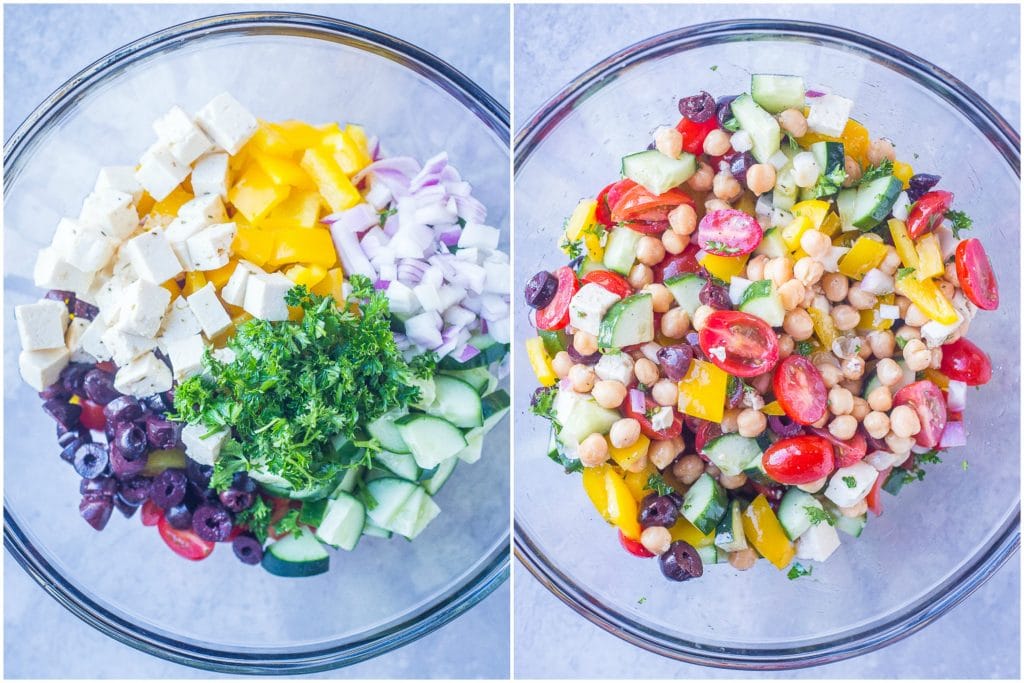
[4,12,509,674]
[513,19,1019,669]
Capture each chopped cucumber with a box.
[408,490,442,539]
[362,520,393,539]
[738,280,785,327]
[332,465,364,496]
[387,487,430,537]
[682,473,728,534]
[577,256,604,277]
[429,375,484,429]
[557,395,620,447]
[314,493,366,551]
[365,477,419,528]
[750,74,805,113]
[825,500,867,538]
[408,375,436,411]
[375,450,420,481]
[714,500,748,552]
[773,164,799,211]
[696,544,719,566]
[440,367,497,395]
[777,488,825,541]
[436,334,508,370]
[852,175,902,230]
[621,150,697,195]
[755,227,788,258]
[729,93,782,163]
[664,274,706,316]
[602,227,643,275]
[299,499,329,527]
[837,188,857,231]
[454,431,484,464]
[742,456,773,485]
[598,293,654,349]
[423,456,458,495]
[701,433,762,477]
[262,530,329,577]
[395,414,467,470]
[367,408,410,454]
[811,141,845,177]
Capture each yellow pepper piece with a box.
[888,218,919,269]
[268,228,338,269]
[781,215,813,251]
[203,260,237,287]
[807,306,838,350]
[253,153,314,189]
[582,464,612,523]
[831,231,859,248]
[762,400,785,416]
[323,128,374,176]
[284,263,328,289]
[232,227,275,268]
[798,117,870,167]
[622,462,658,502]
[699,252,749,283]
[605,468,642,540]
[311,267,346,305]
[677,359,728,423]
[608,433,651,471]
[182,272,207,297]
[229,165,291,223]
[262,190,323,230]
[741,494,795,570]
[915,233,945,280]
[838,235,888,280]
[137,192,156,216]
[735,191,758,217]
[272,120,329,152]
[562,199,604,261]
[858,293,895,331]
[149,186,193,217]
[819,211,842,238]
[894,274,958,325]
[160,278,181,301]
[525,337,558,387]
[892,160,914,189]
[922,368,950,390]
[250,122,293,156]
[345,124,370,156]
[669,515,716,548]
[300,147,362,212]
[791,200,831,230]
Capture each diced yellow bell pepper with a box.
[182,272,207,297]
[272,120,329,153]
[605,468,642,540]
[149,186,193,217]
[669,515,716,548]
[250,122,294,157]
[888,218,919,269]
[300,148,362,212]
[831,231,859,248]
[323,128,373,176]
[608,433,650,471]
[161,278,181,301]
[894,274,958,325]
[807,306,838,350]
[741,494,795,570]
[229,165,291,223]
[677,359,728,423]
[922,368,950,390]
[525,337,558,387]
[253,153,314,189]
[268,228,338,269]
[137,192,156,216]
[798,117,870,167]
[582,464,612,523]
[622,462,658,502]
[838,235,888,280]
[791,200,831,230]
[228,146,251,174]
[232,227,276,268]
[781,215,813,251]
[915,233,945,280]
[231,310,253,327]
[735,191,758,217]
[892,160,914,189]
[699,253,749,283]
[858,293,895,331]
[204,260,237,287]
[311,267,345,305]
[762,400,785,416]
[819,211,842,238]
[345,124,370,156]
[284,263,328,289]
[262,190,322,230]
[562,199,604,261]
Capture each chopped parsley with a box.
[784,135,800,154]
[560,236,585,260]
[795,340,816,357]
[723,116,740,133]
[530,386,560,429]
[710,65,718,72]
[638,596,647,604]
[378,206,397,226]
[787,562,813,580]
[811,164,847,198]
[705,240,742,255]
[896,266,916,279]
[858,158,894,184]
[961,459,969,471]
[882,450,944,494]
[805,505,835,526]
[739,279,773,306]
[273,509,303,539]
[234,496,272,543]
[646,473,677,497]
[842,476,857,489]
[946,210,973,238]
[895,335,909,350]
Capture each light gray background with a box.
[514,3,1020,679]
[3,3,509,679]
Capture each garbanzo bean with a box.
[634,357,660,385]
[609,417,641,448]
[703,129,733,156]
[688,161,714,192]
[569,364,596,393]
[672,454,705,484]
[713,171,742,202]
[746,163,777,196]
[660,308,690,338]
[640,526,673,555]
[652,379,679,407]
[578,433,610,467]
[592,379,627,409]
[902,338,931,371]
[794,257,825,286]
[821,272,849,302]
[662,230,689,254]
[668,203,698,235]
[737,408,767,438]
[628,263,654,289]
[783,308,814,340]
[636,236,666,266]
[778,108,808,137]
[552,351,573,378]
[643,283,674,313]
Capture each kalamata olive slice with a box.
[639,494,680,529]
[659,540,704,581]
[657,345,693,382]
[524,271,558,309]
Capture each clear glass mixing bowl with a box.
[514,20,1019,669]
[4,12,509,674]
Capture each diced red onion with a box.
[438,228,462,247]
[439,165,461,184]
[453,344,480,363]
[479,294,509,321]
[454,194,486,224]
[410,152,449,189]
[329,223,377,279]
[947,380,968,412]
[443,305,476,328]
[404,312,443,349]
[940,421,966,448]
[861,268,895,295]
[629,389,646,414]
[325,203,378,233]
[487,317,510,344]
[368,136,381,161]
[806,89,826,98]
[374,279,390,291]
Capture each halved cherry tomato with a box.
[694,420,723,456]
[611,185,694,226]
[906,190,953,239]
[95,361,117,374]
[772,355,827,425]
[594,182,618,227]
[940,338,992,386]
[622,393,683,441]
[79,399,107,431]
[893,380,948,448]
[697,209,764,256]
[603,179,637,222]
[141,500,163,527]
[654,243,702,282]
[676,116,719,155]
[535,266,578,331]
[698,310,779,378]
[866,466,890,516]
[807,427,867,468]
[266,495,298,541]
[955,238,999,310]
[158,514,215,561]
[762,435,835,485]
[582,270,632,299]
[619,529,655,558]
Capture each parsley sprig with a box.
[945,210,973,238]
[858,158,894,184]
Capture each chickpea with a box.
[943,261,959,283]
[778,108,808,137]
[841,356,865,380]
[764,256,795,287]
[840,500,868,518]
[672,454,705,485]
[592,380,627,409]
[875,358,903,386]
[720,408,742,434]
[640,526,673,555]
[703,129,733,157]
[813,364,840,389]
[842,156,862,187]
[793,257,824,287]
[634,357,660,386]
[778,334,795,358]
[866,330,896,359]
[636,236,666,266]
[896,326,921,347]
[797,476,828,493]
[654,126,683,159]
[885,432,915,454]
[746,163,777,196]
[692,304,715,332]
[552,351,573,378]
[800,229,831,259]
[821,272,849,302]
[866,385,893,412]
[705,198,732,213]
[668,203,698,235]
[662,229,689,255]
[890,405,921,438]
[746,254,769,281]
[734,409,765,438]
[841,377,864,396]
[904,303,929,328]
[828,386,854,416]
[831,304,860,331]
[719,472,748,490]
[770,281,800,314]
[652,379,679,407]
[648,437,684,469]
[847,285,877,311]
[578,433,610,467]
[863,410,891,439]
[902,338,931,371]
[729,547,758,571]
[783,308,814,340]
[829,414,858,440]
[879,246,901,275]
[867,137,897,165]
[642,284,673,314]
[628,263,654,289]
[713,171,743,202]
[706,463,721,478]
[568,364,596,393]
[687,161,714,192]
[660,307,690,339]
[937,279,956,301]
[851,396,870,421]
[609,417,642,448]
[573,331,598,356]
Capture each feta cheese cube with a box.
[153,105,213,165]
[114,351,173,397]
[163,214,207,271]
[52,217,116,271]
[243,272,292,321]
[66,317,95,363]
[123,229,183,283]
[190,152,230,198]
[79,189,139,240]
[457,222,500,250]
[18,347,70,391]
[135,143,189,201]
[824,461,879,508]
[595,352,634,386]
[806,94,854,138]
[195,93,258,155]
[220,263,251,306]
[165,334,207,381]
[159,297,203,342]
[483,261,511,295]
[569,282,621,336]
[921,311,964,348]
[185,222,236,271]
[95,165,144,204]
[178,193,228,224]
[650,406,674,431]
[15,299,69,350]
[33,247,95,295]
[101,326,157,367]
[78,317,113,361]
[181,423,229,465]
[116,279,171,337]
[795,521,841,562]
[187,282,232,337]
[864,449,905,471]
[92,271,135,324]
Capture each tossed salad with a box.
[17,93,510,577]
[524,74,998,581]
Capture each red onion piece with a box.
[939,421,966,448]
[629,389,646,414]
[946,380,967,413]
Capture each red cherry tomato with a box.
[603,179,637,220]
[955,238,999,311]
[940,337,992,386]
[676,116,719,155]
[905,190,953,239]
[158,514,215,561]
[772,355,827,425]
[866,467,890,516]
[534,266,578,331]
[762,435,835,485]
[94,361,117,374]
[697,209,764,256]
[807,427,867,468]
[893,380,948,448]
[621,393,683,441]
[594,182,617,227]
[582,270,632,299]
[654,243,702,282]
[141,500,163,527]
[698,310,780,378]
[611,185,694,228]
[79,399,107,431]
[619,529,655,558]
[694,420,723,456]
[265,496,298,541]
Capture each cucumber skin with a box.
[262,534,330,578]
[853,176,902,230]
[597,293,654,349]
[751,74,806,113]
[776,488,824,541]
[437,342,509,370]
[682,473,729,534]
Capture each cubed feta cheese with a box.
[33,247,95,295]
[15,299,69,351]
[123,229,183,283]
[165,334,207,381]
[79,189,139,240]
[100,326,157,367]
[181,423,230,465]
[483,261,511,295]
[135,143,189,201]
[159,297,203,342]
[806,94,854,138]
[795,521,841,562]
[78,317,113,361]
[163,214,208,271]
[177,194,228,224]
[457,222,500,250]
[52,217,116,271]
[185,222,236,271]
[152,105,213,165]
[92,271,135,324]
[243,272,292,321]
[650,406,674,431]
[113,351,173,397]
[187,282,232,337]
[190,152,230,198]
[921,311,965,348]
[220,263,251,306]
[116,279,171,337]
[66,317,95,363]
[824,461,879,508]
[94,165,144,204]
[194,93,258,155]
[18,347,70,391]
[569,282,621,336]
[595,352,634,386]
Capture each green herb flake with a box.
[234,496,272,544]
[805,505,835,526]
[739,279,773,307]
[961,459,969,471]
[811,165,847,199]
[560,236,585,260]
[710,65,718,72]
[842,476,857,489]
[858,159,894,184]
[378,206,397,226]
[723,117,740,133]
[646,473,676,497]
[946,210,973,238]
[896,266,916,279]
[273,508,303,539]
[795,340,816,356]
[895,335,909,350]
[787,562,813,580]
[638,596,647,604]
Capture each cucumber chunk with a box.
[365,477,419,528]
[701,433,762,477]
[621,150,697,195]
[696,544,719,566]
[664,274,706,316]
[556,394,620,448]
[750,74,806,113]
[423,456,458,495]
[811,141,845,176]
[331,465,364,496]
[262,531,329,577]
[730,93,782,163]
[603,228,643,275]
[825,500,867,538]
[777,488,826,541]
[429,375,484,429]
[395,414,468,469]
[440,367,496,395]
[362,520,393,539]
[837,188,857,231]
[714,500,748,552]
[755,227,788,258]
[315,493,366,551]
[375,450,420,481]
[367,408,410,454]
[852,175,902,230]
[682,473,728,534]
[454,431,484,464]
[597,293,654,349]
[773,164,799,211]
[738,280,785,327]
[436,335,509,370]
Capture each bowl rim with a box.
[3,10,510,675]
[513,18,1020,670]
